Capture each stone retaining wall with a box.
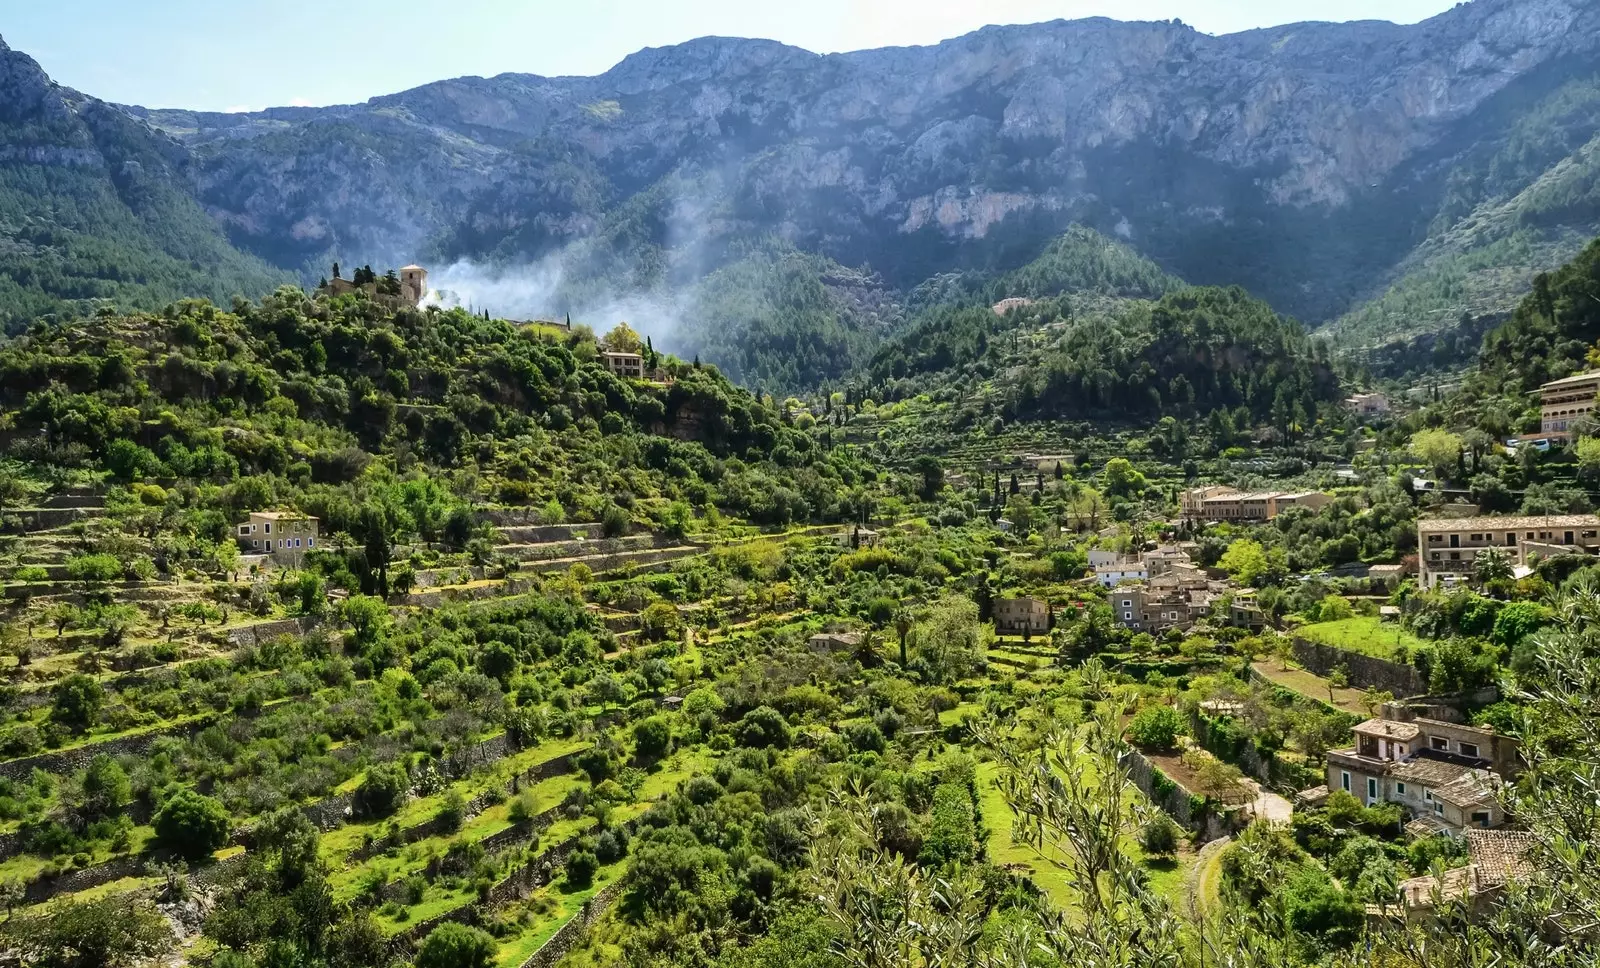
[23,853,147,902]
[0,717,217,783]
[525,547,700,577]
[1290,637,1426,697]
[228,616,321,648]
[403,579,534,609]
[520,877,628,968]
[1119,748,1232,842]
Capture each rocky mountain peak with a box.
[601,36,820,94]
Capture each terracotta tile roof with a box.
[1418,514,1600,533]
[1465,830,1537,888]
[1354,719,1421,741]
[1390,756,1483,787]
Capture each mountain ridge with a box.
[6,2,1600,351]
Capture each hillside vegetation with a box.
[0,42,287,331]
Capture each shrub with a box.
[595,828,629,864]
[353,763,409,819]
[50,675,105,732]
[1126,705,1184,751]
[601,505,630,539]
[565,848,598,888]
[632,716,672,760]
[436,791,466,833]
[153,789,231,860]
[1139,813,1181,857]
[415,923,497,968]
[735,706,792,749]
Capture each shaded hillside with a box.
[1326,71,1600,349]
[0,37,286,330]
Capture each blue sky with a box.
[8,0,1459,112]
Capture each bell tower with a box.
[399,265,428,306]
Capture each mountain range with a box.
[4,0,1600,359]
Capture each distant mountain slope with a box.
[0,37,287,330]
[120,0,1600,330]
[1325,72,1600,348]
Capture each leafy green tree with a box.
[1219,539,1270,585]
[1126,705,1184,750]
[1103,458,1147,497]
[912,596,987,685]
[632,716,672,760]
[77,754,131,819]
[353,763,409,819]
[153,789,231,860]
[736,706,792,749]
[565,848,599,888]
[1409,429,1463,480]
[0,896,173,968]
[51,674,104,732]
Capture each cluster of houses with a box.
[1180,485,1333,522]
[1088,542,1266,632]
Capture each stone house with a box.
[601,352,645,379]
[1418,514,1600,588]
[238,511,319,565]
[994,597,1050,635]
[1324,717,1518,833]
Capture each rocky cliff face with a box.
[67,0,1600,326]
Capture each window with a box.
[1395,782,1407,796]
[238,525,250,536]
[1459,742,1479,759]
[1423,789,1433,802]
[264,522,272,535]
[1366,777,1378,802]
[1471,811,1491,827]
[308,537,314,547]
[1435,802,1445,816]
[1123,613,1132,621]
[1340,771,1351,793]
[1449,552,1460,561]
[1122,600,1132,607]
[1431,736,1450,751]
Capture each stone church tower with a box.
[399,265,429,306]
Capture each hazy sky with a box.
[8,0,1460,112]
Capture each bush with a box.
[353,763,409,819]
[415,923,497,968]
[601,505,630,538]
[595,828,629,864]
[153,789,231,860]
[735,706,792,749]
[1139,813,1181,857]
[436,791,466,833]
[50,675,105,732]
[565,848,598,888]
[632,716,672,760]
[1126,705,1184,750]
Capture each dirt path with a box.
[1183,836,1230,917]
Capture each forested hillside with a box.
[1,288,871,535]
[1325,72,1600,349]
[0,38,287,331]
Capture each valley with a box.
[1,3,1599,968]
